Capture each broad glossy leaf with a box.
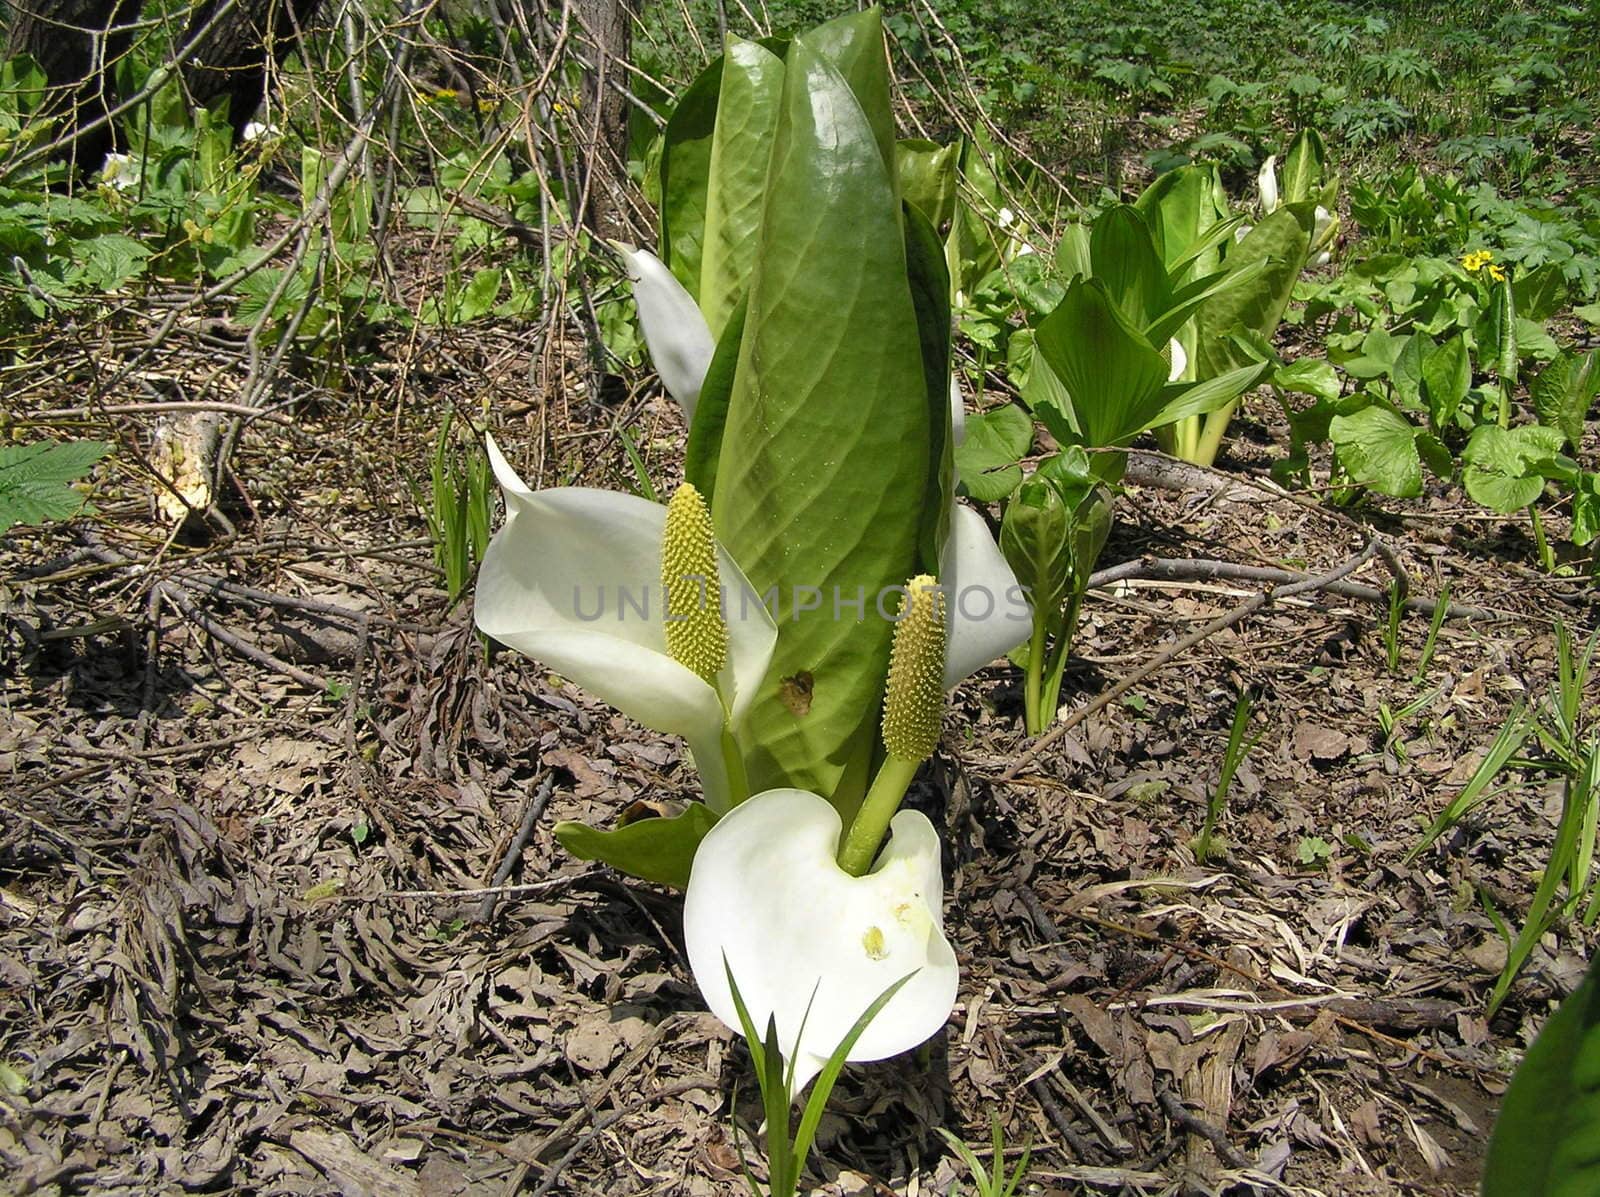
[658,58,724,293]
[1194,204,1314,381]
[803,9,897,173]
[1134,163,1228,277]
[903,201,955,566]
[554,804,717,888]
[1329,401,1423,498]
[700,39,785,337]
[1483,950,1600,1197]
[683,295,748,501]
[1054,223,1092,282]
[1281,129,1328,206]
[1532,350,1599,451]
[1422,335,1470,432]
[1515,263,1568,323]
[1035,279,1168,449]
[1275,358,1341,403]
[1146,360,1273,436]
[897,138,959,229]
[955,405,1031,502]
[711,30,928,805]
[1090,205,1169,329]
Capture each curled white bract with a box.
[939,504,1030,689]
[1258,154,1279,215]
[683,788,958,1100]
[615,244,716,421]
[473,437,775,811]
[1167,337,1188,383]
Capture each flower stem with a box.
[720,726,750,808]
[836,755,920,876]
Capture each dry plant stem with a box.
[474,774,558,923]
[1157,1090,1254,1173]
[1029,1075,1099,1163]
[154,580,325,690]
[1086,557,1496,621]
[1004,540,1391,781]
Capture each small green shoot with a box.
[1297,836,1333,867]
[1407,703,1533,862]
[1193,691,1261,863]
[1487,739,1599,1013]
[1383,578,1405,674]
[937,1111,1033,1197]
[420,412,493,603]
[618,426,660,503]
[1412,583,1450,685]
[1376,687,1440,765]
[725,956,915,1197]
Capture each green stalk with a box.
[1036,589,1083,733]
[720,725,750,808]
[1530,503,1554,573]
[1191,399,1239,469]
[837,755,920,876]
[1023,606,1049,736]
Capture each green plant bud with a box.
[661,482,727,682]
[881,575,947,761]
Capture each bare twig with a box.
[1158,1089,1254,1173]
[475,774,558,923]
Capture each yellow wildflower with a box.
[1461,249,1494,273]
[428,88,459,104]
[1487,263,1506,282]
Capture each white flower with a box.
[473,437,776,812]
[1167,337,1188,383]
[241,121,280,143]
[939,504,1030,688]
[997,207,1015,229]
[684,788,958,1100]
[100,153,139,191]
[1258,154,1279,214]
[615,244,716,421]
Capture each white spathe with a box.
[1258,154,1279,214]
[474,437,776,811]
[948,375,967,448]
[684,788,959,1100]
[616,244,716,421]
[939,504,1030,689]
[1167,337,1189,383]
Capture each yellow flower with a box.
[1461,249,1494,273]
[1487,263,1506,282]
[428,88,459,104]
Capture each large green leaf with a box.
[1484,949,1600,1197]
[711,27,928,807]
[1422,335,1470,432]
[0,441,111,532]
[1135,163,1228,278]
[683,295,748,502]
[1461,424,1565,513]
[1000,477,1072,613]
[897,138,959,229]
[902,200,955,568]
[802,9,897,174]
[1532,349,1599,452]
[699,39,785,338]
[1090,205,1169,329]
[1329,401,1423,498]
[554,804,717,889]
[955,404,1031,502]
[658,57,724,293]
[1034,278,1168,450]
[1281,129,1329,206]
[1194,203,1314,381]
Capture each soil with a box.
[3,312,1597,1197]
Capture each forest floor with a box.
[3,310,1597,1197]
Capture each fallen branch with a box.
[475,774,558,923]
[1085,556,1498,621]
[1004,541,1392,781]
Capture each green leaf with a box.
[1281,128,1329,206]
[903,201,955,567]
[1034,278,1168,449]
[1148,359,1273,435]
[1134,162,1228,277]
[658,56,725,293]
[1532,350,1599,452]
[802,10,897,174]
[1421,335,1470,431]
[1483,946,1600,1197]
[711,24,929,807]
[1193,204,1314,381]
[1514,263,1568,323]
[1461,424,1566,513]
[699,39,785,337]
[553,804,717,888]
[683,296,748,502]
[1275,358,1341,403]
[1329,401,1423,497]
[955,404,1031,502]
[74,233,151,290]
[1000,477,1072,613]
[1090,205,1169,329]
[0,441,111,533]
[896,138,959,229]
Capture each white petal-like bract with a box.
[939,504,1030,689]
[616,244,716,421]
[684,788,958,1099]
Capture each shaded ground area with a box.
[2,328,1596,1196]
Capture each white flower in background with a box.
[241,121,281,143]
[997,206,1015,228]
[1258,154,1279,214]
[683,788,958,1100]
[473,437,776,813]
[614,244,716,421]
[100,153,139,191]
[1167,337,1188,383]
